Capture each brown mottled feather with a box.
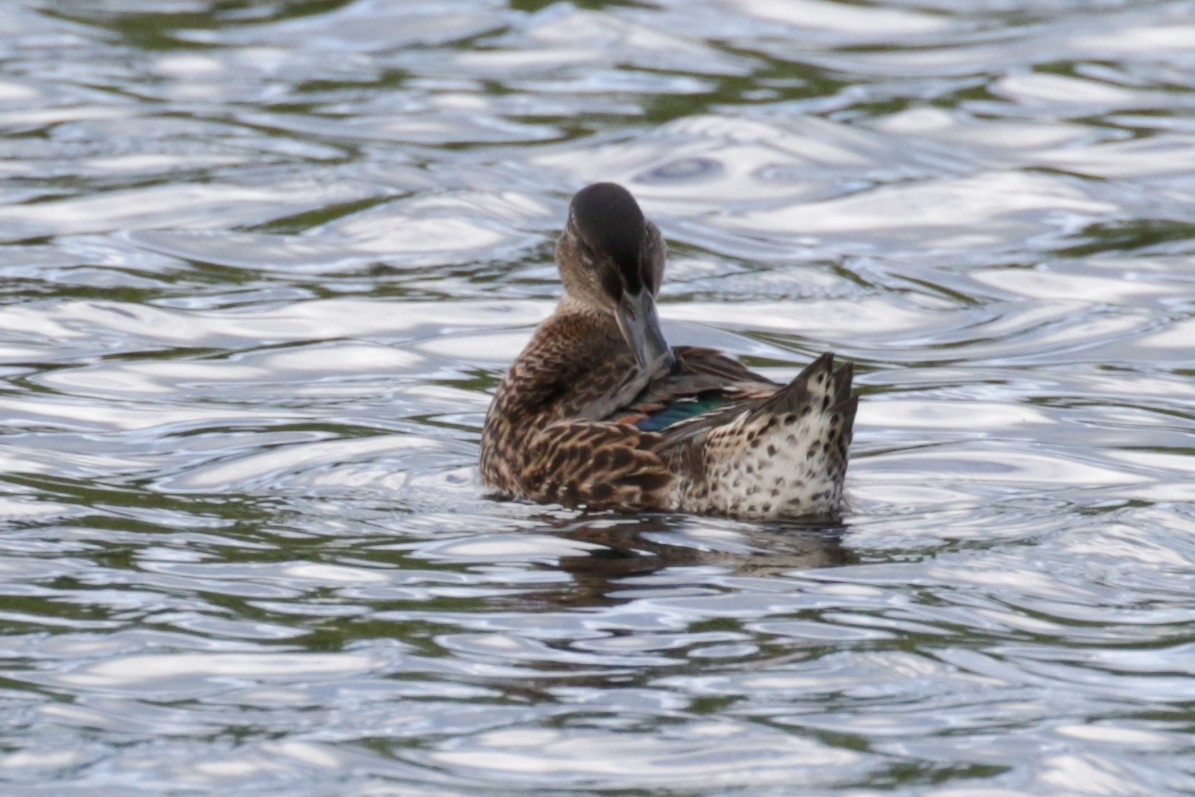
[479,182,857,519]
[521,422,671,509]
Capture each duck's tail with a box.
[670,353,857,519]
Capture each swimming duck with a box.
[480,182,857,520]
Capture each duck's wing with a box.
[675,345,774,385]
[510,346,773,511]
[551,350,652,422]
[608,345,779,430]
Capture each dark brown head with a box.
[556,182,673,372]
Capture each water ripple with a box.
[3,0,1195,795]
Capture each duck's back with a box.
[482,332,856,519]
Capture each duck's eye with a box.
[599,263,624,302]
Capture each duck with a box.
[480,182,857,520]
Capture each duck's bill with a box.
[616,289,675,373]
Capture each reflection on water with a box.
[2,0,1195,794]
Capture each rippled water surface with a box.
[3,0,1195,794]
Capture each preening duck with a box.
[480,182,857,520]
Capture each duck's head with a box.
[556,182,674,372]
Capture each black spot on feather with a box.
[590,482,615,503]
[634,471,671,493]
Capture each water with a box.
[2,0,1195,794]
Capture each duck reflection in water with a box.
[491,512,856,611]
